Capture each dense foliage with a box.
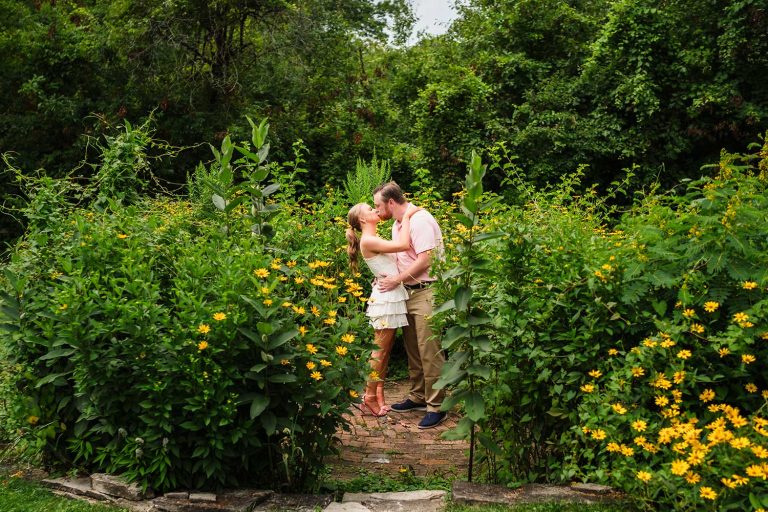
[0,122,375,491]
[2,0,766,242]
[430,138,768,510]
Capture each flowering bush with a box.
[568,145,768,510]
[0,126,376,491]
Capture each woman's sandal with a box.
[376,383,390,414]
[355,394,387,417]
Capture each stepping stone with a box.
[338,490,446,512]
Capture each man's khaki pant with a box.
[403,287,445,412]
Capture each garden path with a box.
[326,380,468,481]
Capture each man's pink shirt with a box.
[392,208,444,283]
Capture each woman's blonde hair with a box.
[346,203,366,273]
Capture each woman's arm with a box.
[361,206,421,254]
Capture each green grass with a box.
[0,474,125,512]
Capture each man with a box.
[372,182,446,429]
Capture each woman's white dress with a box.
[363,253,409,330]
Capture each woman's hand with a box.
[404,204,423,219]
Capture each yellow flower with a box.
[349,390,359,398]
[320,359,332,367]
[335,346,348,356]
[742,354,756,364]
[588,369,602,378]
[631,367,645,378]
[305,343,318,354]
[743,281,758,290]
[324,317,336,325]
[590,429,606,440]
[684,471,700,484]
[310,371,322,381]
[730,437,750,449]
[699,487,717,500]
[28,415,39,425]
[117,233,128,239]
[254,268,269,278]
[298,326,308,336]
[341,333,355,343]
[690,323,704,334]
[620,445,634,457]
[580,384,595,393]
[632,420,647,432]
[280,359,290,366]
[338,296,347,303]
[660,339,676,348]
[306,361,316,370]
[260,286,270,294]
[293,305,306,315]
[636,471,652,482]
[197,324,210,335]
[611,403,627,415]
[719,348,730,357]
[213,312,227,321]
[311,306,320,316]
[733,312,749,323]
[746,383,758,393]
[294,277,305,284]
[642,338,657,348]
[699,389,715,402]
[676,349,691,360]
[286,260,297,268]
[673,371,685,384]
[670,459,689,476]
[703,301,719,312]
[263,299,273,306]
[369,370,380,381]
[59,304,68,311]
[655,395,669,407]
[198,340,209,351]
[608,348,618,356]
[682,308,695,319]
[282,302,292,308]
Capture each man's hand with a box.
[377,273,401,292]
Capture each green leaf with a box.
[472,231,505,243]
[35,371,71,388]
[267,374,297,383]
[268,328,298,350]
[212,194,226,211]
[257,322,273,335]
[261,411,277,434]
[434,299,455,314]
[466,364,491,379]
[442,326,470,350]
[39,348,76,361]
[257,144,270,164]
[477,432,503,456]
[464,391,485,422]
[261,183,280,197]
[441,417,473,440]
[651,300,667,316]
[249,395,270,419]
[454,286,472,311]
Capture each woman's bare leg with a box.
[371,329,396,411]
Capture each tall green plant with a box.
[434,151,504,482]
[344,153,391,205]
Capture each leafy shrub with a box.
[434,139,768,510]
[0,125,375,492]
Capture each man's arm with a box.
[377,250,432,292]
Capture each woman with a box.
[346,202,420,416]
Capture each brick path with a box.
[326,380,469,480]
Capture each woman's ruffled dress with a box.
[363,253,409,329]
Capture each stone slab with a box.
[451,480,522,506]
[42,477,110,502]
[252,493,333,512]
[571,482,614,495]
[341,490,446,512]
[150,490,272,512]
[189,492,217,502]
[452,481,623,506]
[324,503,371,512]
[91,473,154,501]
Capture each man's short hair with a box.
[373,181,406,205]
